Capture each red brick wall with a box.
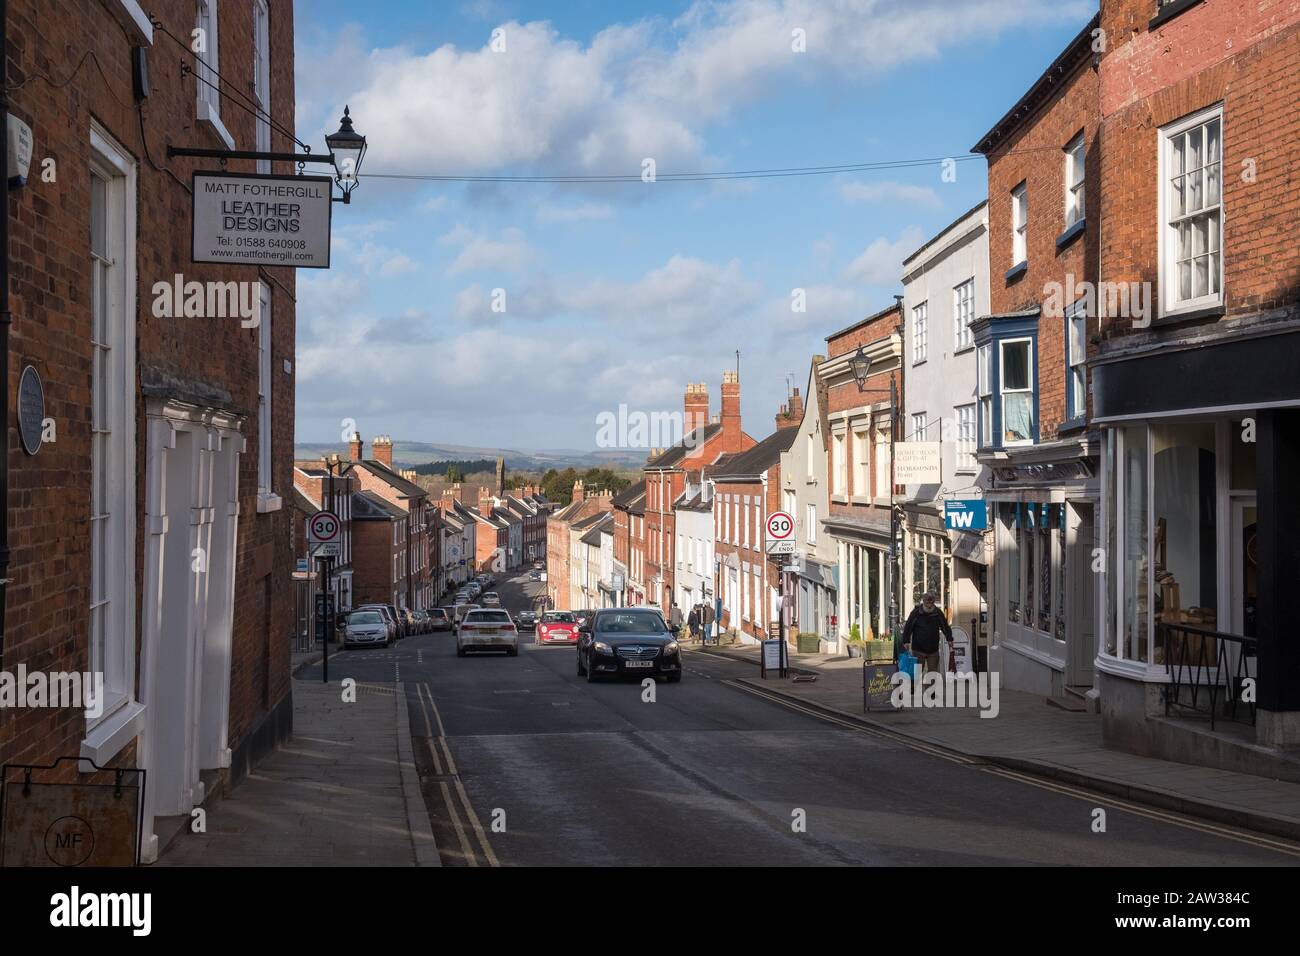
[1098,1,1300,337]
[984,50,1098,438]
[1,0,297,773]
[352,519,400,606]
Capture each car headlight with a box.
[593,641,612,654]
[664,641,679,655]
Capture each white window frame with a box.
[852,428,869,497]
[1011,182,1028,266]
[194,0,235,149]
[1000,337,1034,447]
[911,300,928,364]
[956,403,976,473]
[806,503,817,545]
[977,344,993,447]
[953,278,974,351]
[1064,132,1085,229]
[1067,298,1088,421]
[1158,103,1224,317]
[911,412,928,442]
[832,432,847,497]
[252,0,271,174]
[86,121,140,738]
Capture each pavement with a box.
[688,639,1300,843]
[158,665,438,867]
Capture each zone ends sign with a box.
[191,172,332,268]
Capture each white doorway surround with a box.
[138,397,244,862]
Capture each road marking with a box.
[420,682,500,868]
[413,684,473,864]
[725,677,1300,857]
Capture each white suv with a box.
[456,608,519,657]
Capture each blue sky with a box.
[293,0,1094,452]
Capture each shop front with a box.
[826,517,893,645]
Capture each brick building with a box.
[350,491,408,607]
[1090,0,1300,770]
[821,303,905,645]
[971,15,1103,699]
[611,481,646,607]
[0,0,300,860]
[643,373,754,615]
[546,480,610,610]
[293,460,355,612]
[712,426,798,644]
[343,434,432,611]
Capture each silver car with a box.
[344,609,391,648]
[456,608,519,657]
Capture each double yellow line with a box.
[412,682,500,867]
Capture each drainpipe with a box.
[0,0,11,671]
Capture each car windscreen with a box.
[350,612,382,625]
[542,612,575,623]
[464,610,511,623]
[429,609,448,619]
[596,611,669,634]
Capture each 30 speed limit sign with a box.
[308,511,342,558]
[765,511,796,554]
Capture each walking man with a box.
[687,604,702,643]
[901,591,951,676]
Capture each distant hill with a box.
[293,440,650,472]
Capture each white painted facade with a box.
[673,480,714,615]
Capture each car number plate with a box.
[624,660,653,669]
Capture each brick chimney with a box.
[684,382,709,438]
[372,435,393,468]
[776,387,804,429]
[348,431,363,462]
[572,479,585,503]
[478,491,493,518]
[720,370,741,437]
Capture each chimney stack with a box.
[720,370,741,437]
[776,386,804,429]
[373,435,393,468]
[684,382,710,439]
[478,491,493,518]
[572,479,585,503]
[348,431,363,462]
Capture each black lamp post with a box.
[325,106,368,204]
[851,342,901,641]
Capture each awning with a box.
[797,556,837,590]
[951,530,988,565]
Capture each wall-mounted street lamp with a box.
[167,105,367,205]
[324,106,367,204]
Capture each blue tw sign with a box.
[944,499,988,531]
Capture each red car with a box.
[536,610,579,645]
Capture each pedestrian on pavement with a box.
[702,603,715,645]
[901,591,951,677]
[687,605,701,642]
[670,602,683,632]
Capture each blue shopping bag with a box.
[897,650,920,682]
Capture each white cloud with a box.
[843,226,926,286]
[441,225,536,276]
[535,201,615,223]
[840,180,942,209]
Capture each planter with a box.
[797,632,821,654]
[845,642,864,659]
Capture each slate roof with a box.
[611,480,646,509]
[646,423,722,469]
[347,459,427,499]
[712,426,799,480]
[580,513,614,547]
[352,490,406,520]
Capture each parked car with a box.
[577,607,681,683]
[516,610,537,630]
[427,607,452,632]
[345,609,392,648]
[536,610,578,645]
[533,561,543,570]
[456,608,519,657]
[355,604,400,642]
[481,592,501,607]
[452,602,481,632]
[528,570,541,582]
[411,610,431,634]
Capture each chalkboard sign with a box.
[863,662,899,711]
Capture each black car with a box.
[577,608,682,683]
[516,610,537,630]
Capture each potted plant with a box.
[845,622,864,658]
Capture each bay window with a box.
[977,344,992,449]
[1000,339,1034,445]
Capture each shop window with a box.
[1229,419,1256,491]
[1152,423,1218,643]
[1005,504,1021,624]
[1123,426,1150,662]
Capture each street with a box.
[301,571,1297,867]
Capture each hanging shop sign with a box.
[944,498,988,531]
[894,442,942,484]
[191,171,332,269]
[1,761,144,866]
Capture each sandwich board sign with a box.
[308,511,342,559]
[191,171,332,268]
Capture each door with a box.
[1066,503,1096,686]
[1230,499,1258,638]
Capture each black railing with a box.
[1161,622,1256,730]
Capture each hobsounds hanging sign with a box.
[191,171,332,269]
